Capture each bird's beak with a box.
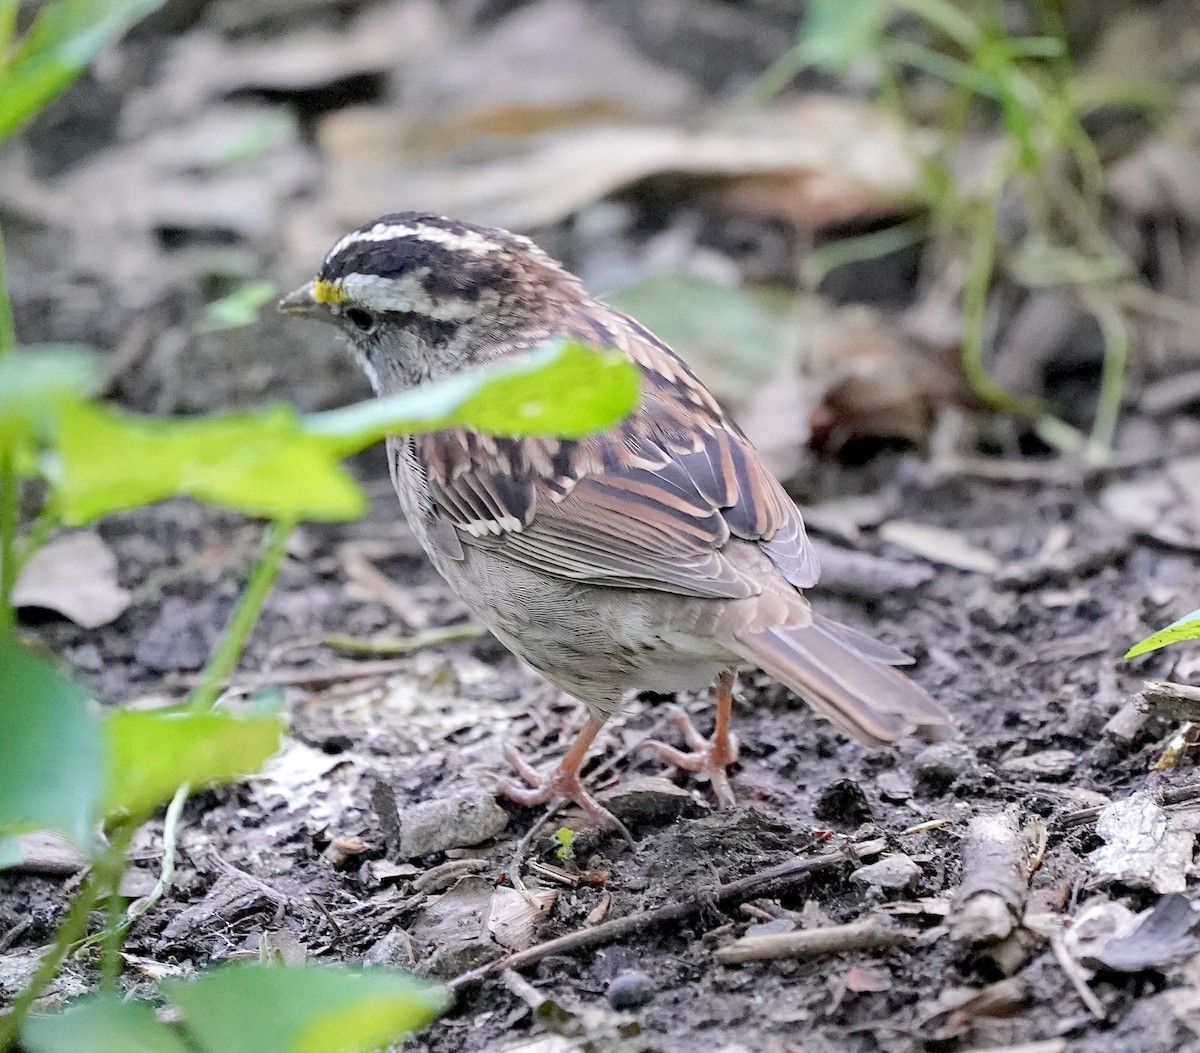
[278,282,323,318]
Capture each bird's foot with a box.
[641,704,741,808]
[494,741,626,833]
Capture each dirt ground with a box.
[6,1,1200,1051]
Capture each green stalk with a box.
[960,189,1040,417]
[189,517,296,713]
[0,0,16,64]
[0,448,17,638]
[0,883,101,1050]
[0,824,135,1050]
[0,222,14,356]
[1080,288,1129,463]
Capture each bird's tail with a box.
[725,612,951,746]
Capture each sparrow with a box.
[281,212,950,827]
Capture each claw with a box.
[494,717,631,838]
[641,672,741,808]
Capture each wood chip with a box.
[949,808,1035,945]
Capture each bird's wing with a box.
[401,311,820,600]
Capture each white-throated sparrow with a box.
[281,212,950,826]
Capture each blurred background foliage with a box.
[5,0,1200,481]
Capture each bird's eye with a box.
[345,307,375,332]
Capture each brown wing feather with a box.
[406,308,820,599]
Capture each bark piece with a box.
[949,808,1034,944]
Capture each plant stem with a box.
[0,885,100,1050]
[959,179,1048,423]
[1080,288,1129,462]
[0,221,14,357]
[0,824,135,1050]
[189,518,295,713]
[0,448,18,639]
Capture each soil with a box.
[5,1,1200,1051]
[6,450,1200,1052]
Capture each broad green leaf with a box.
[0,0,168,143]
[0,640,101,858]
[54,402,368,524]
[0,345,102,455]
[103,709,283,818]
[1126,609,1200,660]
[23,994,192,1053]
[55,341,637,525]
[163,964,449,1053]
[306,339,639,449]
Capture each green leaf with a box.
[163,963,449,1053]
[800,0,889,71]
[0,0,168,144]
[0,345,102,456]
[607,275,794,404]
[103,709,283,818]
[0,640,101,858]
[54,341,637,525]
[1126,608,1200,660]
[54,401,368,524]
[306,338,640,449]
[23,994,192,1053]
[200,281,279,333]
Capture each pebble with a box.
[850,854,922,892]
[914,742,976,795]
[399,789,508,858]
[607,970,654,1011]
[597,775,696,825]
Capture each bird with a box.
[280,211,951,828]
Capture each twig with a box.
[1056,780,1200,830]
[500,969,549,1013]
[322,623,483,655]
[165,656,417,693]
[949,808,1033,944]
[1049,931,1106,1020]
[449,838,886,990]
[714,916,907,964]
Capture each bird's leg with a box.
[641,669,741,808]
[495,715,623,829]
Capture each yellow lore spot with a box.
[312,279,349,305]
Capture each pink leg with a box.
[641,670,741,808]
[494,715,624,830]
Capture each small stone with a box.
[914,742,976,795]
[597,775,697,824]
[876,770,913,802]
[399,789,508,859]
[850,854,921,892]
[607,970,654,1011]
[814,779,873,826]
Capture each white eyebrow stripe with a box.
[326,221,534,263]
[339,271,486,320]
